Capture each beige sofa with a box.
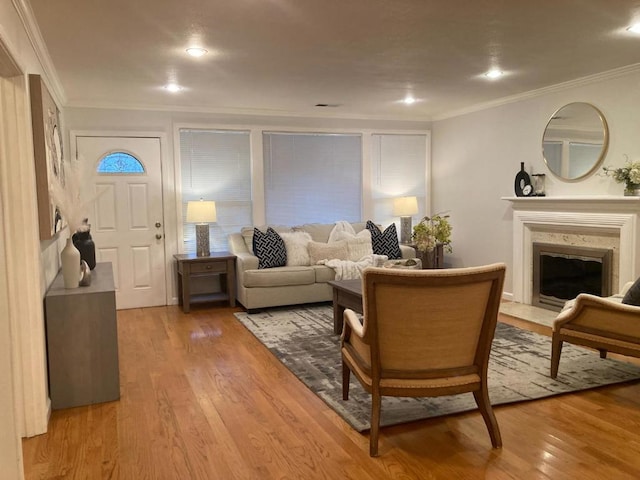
[228,222,415,311]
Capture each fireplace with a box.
[504,196,639,307]
[532,242,613,311]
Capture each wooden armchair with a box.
[551,281,640,378]
[340,263,506,456]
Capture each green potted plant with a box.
[412,213,452,268]
[602,158,640,196]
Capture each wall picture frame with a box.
[30,74,64,240]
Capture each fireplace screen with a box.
[532,243,612,311]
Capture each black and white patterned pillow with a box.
[366,221,402,259]
[253,227,287,269]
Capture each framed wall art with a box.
[30,74,64,240]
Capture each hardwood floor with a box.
[22,304,640,479]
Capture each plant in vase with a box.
[412,213,452,268]
[602,158,640,196]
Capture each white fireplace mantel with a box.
[503,196,640,304]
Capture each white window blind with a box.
[263,132,362,225]
[371,134,427,225]
[179,129,252,253]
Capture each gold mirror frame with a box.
[541,102,609,182]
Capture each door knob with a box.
[155,234,163,240]
[155,222,162,228]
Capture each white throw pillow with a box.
[279,231,312,266]
[346,236,373,261]
[330,228,373,261]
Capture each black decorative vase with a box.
[514,162,533,197]
[72,230,96,270]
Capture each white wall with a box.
[432,70,640,296]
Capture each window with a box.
[371,134,427,225]
[96,152,145,174]
[179,129,252,253]
[263,132,362,225]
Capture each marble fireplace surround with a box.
[504,196,640,305]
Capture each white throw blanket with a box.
[319,253,388,280]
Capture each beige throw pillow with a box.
[279,231,312,266]
[308,240,349,264]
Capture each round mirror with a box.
[542,102,609,181]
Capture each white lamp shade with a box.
[186,200,217,223]
[393,196,418,216]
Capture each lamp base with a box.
[195,224,210,257]
[400,216,412,244]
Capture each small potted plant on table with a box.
[412,213,452,269]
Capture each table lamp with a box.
[186,199,217,257]
[393,196,418,244]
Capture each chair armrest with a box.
[341,308,365,342]
[554,293,640,331]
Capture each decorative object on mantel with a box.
[60,238,81,288]
[412,213,452,268]
[602,157,640,196]
[72,219,96,270]
[514,162,533,197]
[531,173,546,196]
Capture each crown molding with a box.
[12,0,66,105]
[63,100,435,123]
[434,63,640,121]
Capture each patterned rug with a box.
[234,304,640,432]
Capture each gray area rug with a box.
[234,304,640,432]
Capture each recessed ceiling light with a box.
[485,69,504,79]
[402,96,416,105]
[627,23,640,34]
[186,47,208,57]
[164,83,183,92]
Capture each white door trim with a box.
[70,130,177,306]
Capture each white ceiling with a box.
[28,0,640,120]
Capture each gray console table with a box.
[44,262,120,409]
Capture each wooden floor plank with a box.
[22,305,640,479]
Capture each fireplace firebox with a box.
[532,243,612,311]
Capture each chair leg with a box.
[598,349,608,359]
[342,360,351,401]
[473,387,502,448]
[550,334,563,379]
[369,391,381,456]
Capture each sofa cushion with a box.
[279,231,312,266]
[296,223,335,243]
[243,266,316,288]
[253,227,287,269]
[313,265,337,283]
[308,240,349,264]
[622,276,640,306]
[366,221,402,259]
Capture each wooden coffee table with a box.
[327,279,363,335]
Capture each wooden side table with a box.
[174,252,236,313]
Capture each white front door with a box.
[76,136,166,309]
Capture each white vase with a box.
[61,237,81,288]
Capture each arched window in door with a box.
[96,151,145,174]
